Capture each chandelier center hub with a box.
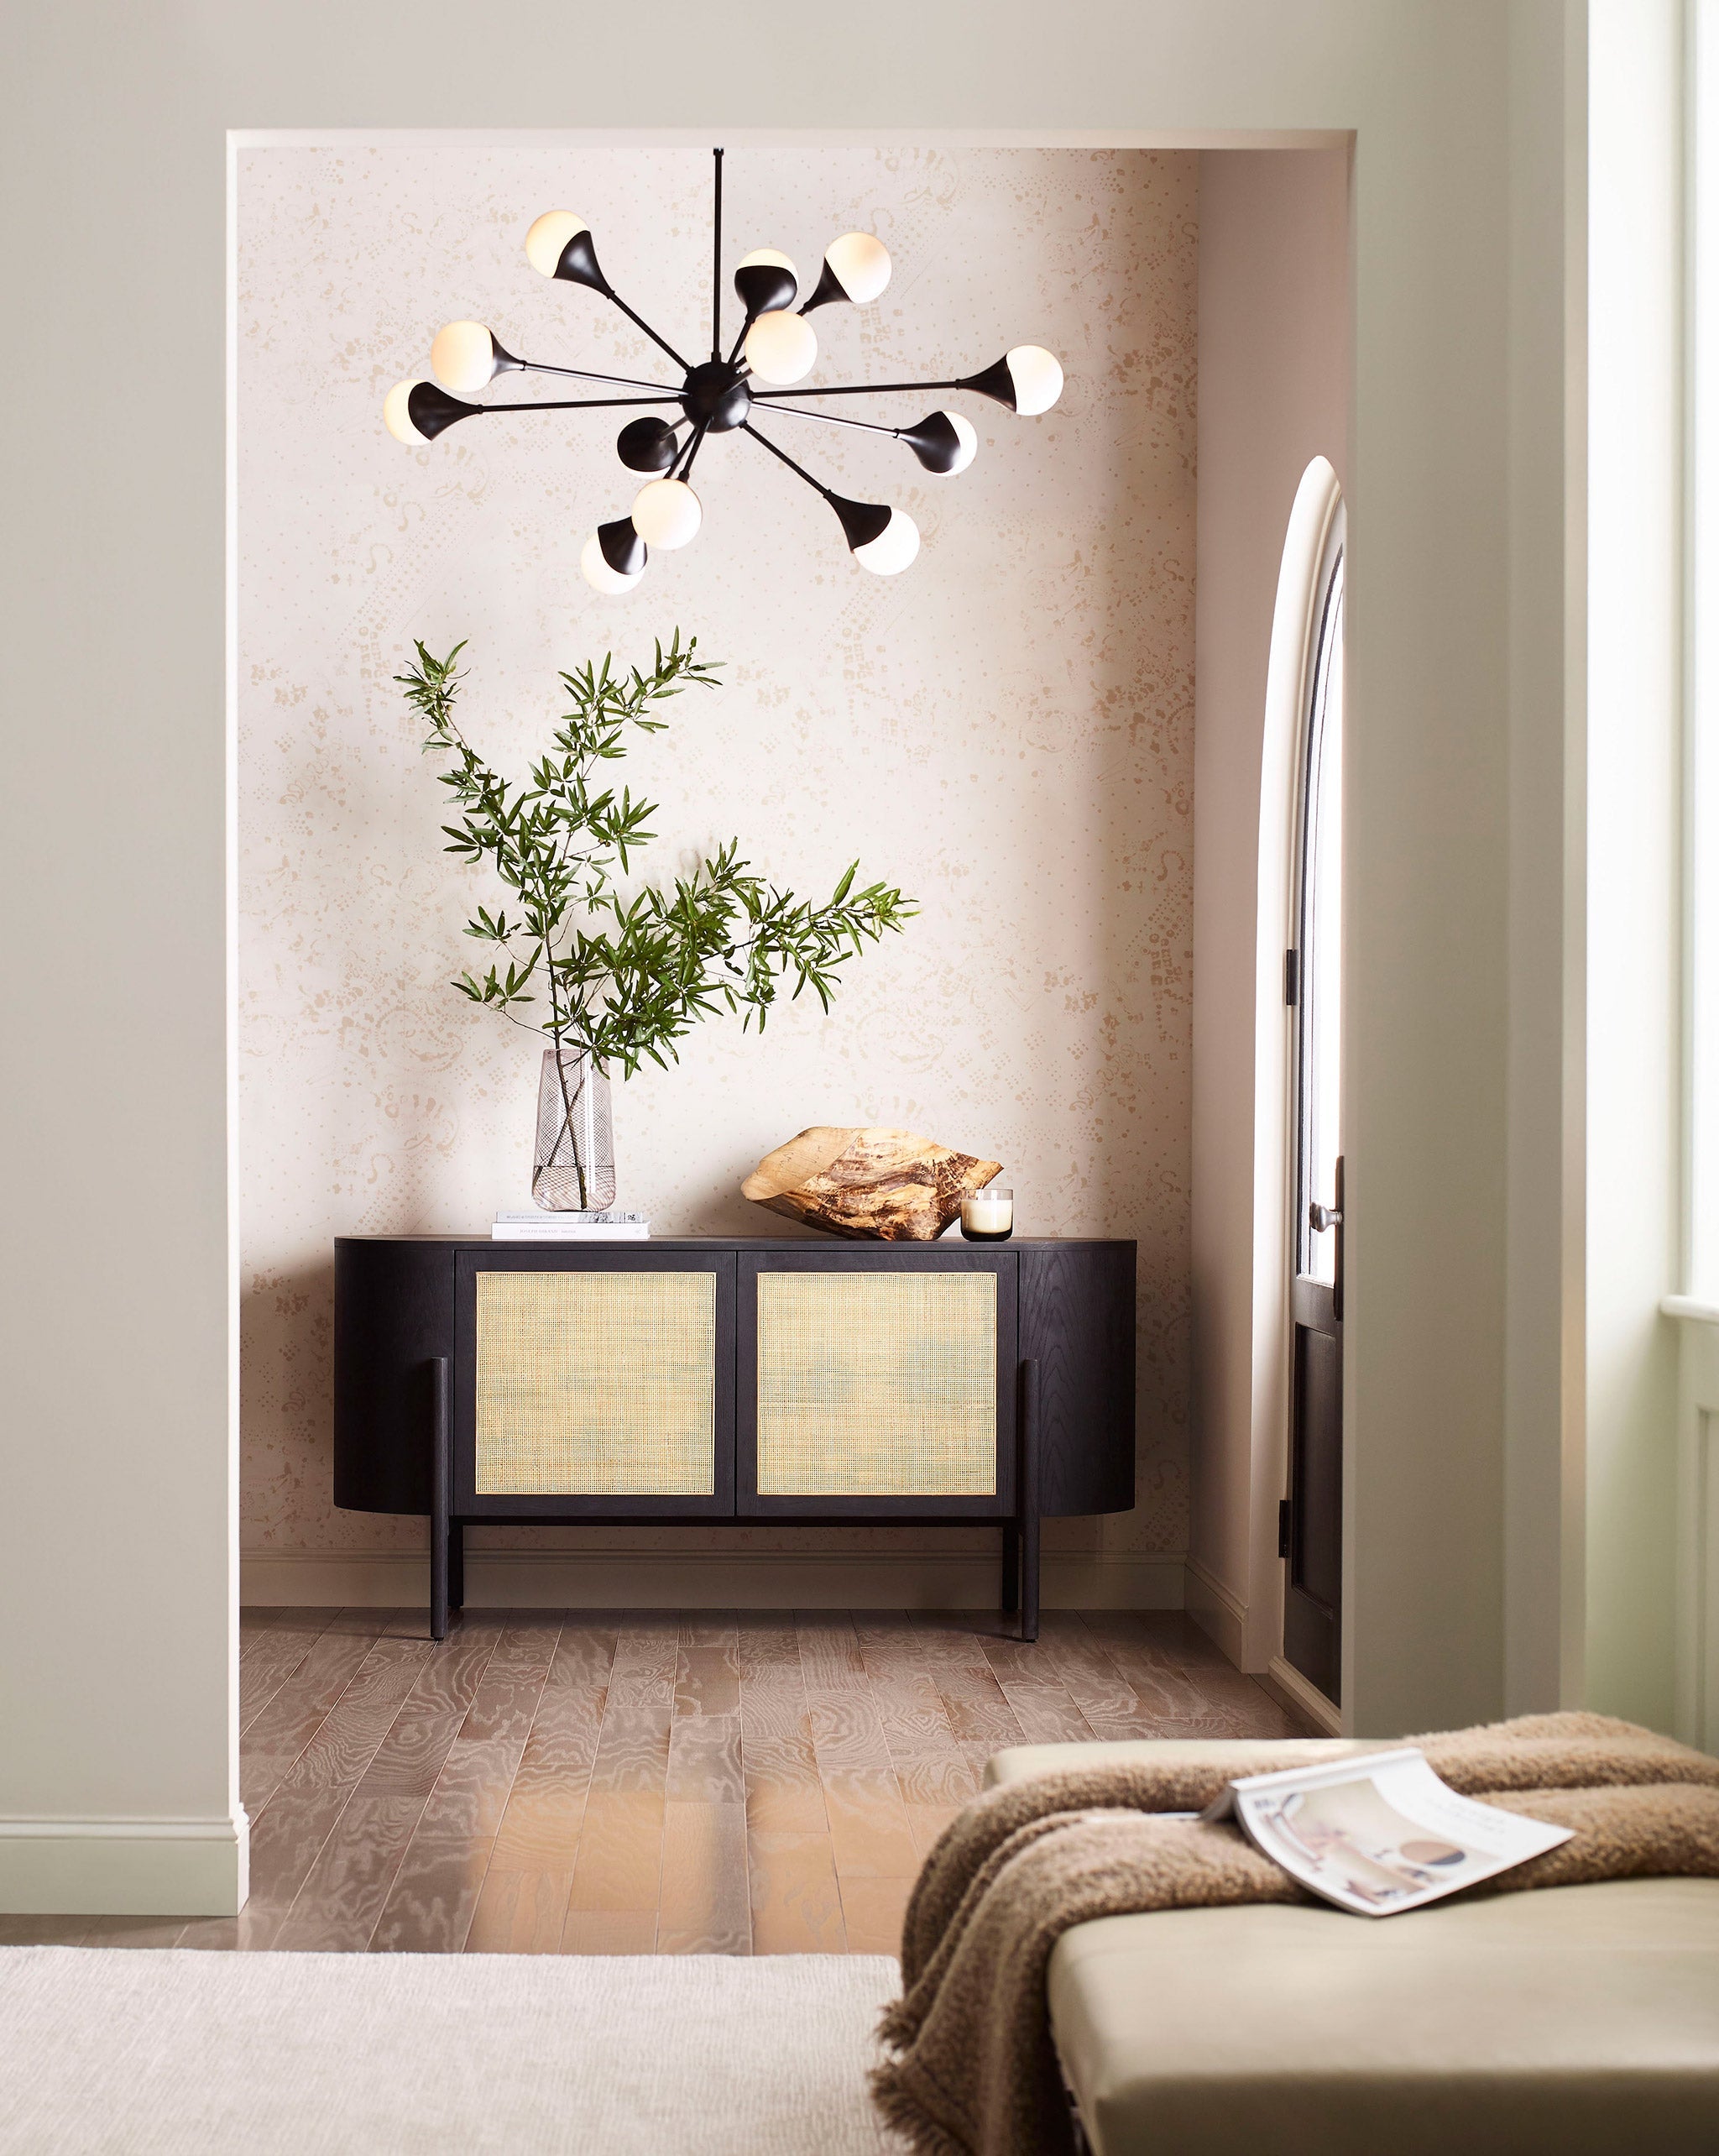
[682,360,751,433]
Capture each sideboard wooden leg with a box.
[1019,1358,1041,1643]
[448,1520,465,1614]
[1001,1523,1021,1615]
[430,1357,451,1642]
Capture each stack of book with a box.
[491,1211,651,1242]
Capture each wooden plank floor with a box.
[0,1609,1309,1955]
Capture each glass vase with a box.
[532,1045,616,1211]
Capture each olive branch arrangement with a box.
[398,633,914,1201]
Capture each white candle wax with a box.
[961,1195,1013,1232]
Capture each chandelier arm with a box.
[602,290,692,372]
[750,379,964,400]
[752,403,903,441]
[478,395,687,414]
[741,419,835,500]
[519,359,682,395]
[712,147,724,362]
[677,414,715,484]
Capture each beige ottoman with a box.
[984,1738,1719,2156]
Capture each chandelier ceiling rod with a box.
[383,144,1065,592]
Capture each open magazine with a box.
[1199,1748,1573,1917]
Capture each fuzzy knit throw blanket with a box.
[870,1713,1719,2156]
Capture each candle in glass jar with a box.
[960,1188,1014,1242]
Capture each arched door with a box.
[1283,506,1345,1703]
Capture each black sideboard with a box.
[334,1235,1136,1641]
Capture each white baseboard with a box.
[242,1548,1187,1612]
[1266,1654,1343,1736]
[0,1813,248,1917]
[1183,1557,1249,1668]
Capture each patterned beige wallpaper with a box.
[237,143,1196,1568]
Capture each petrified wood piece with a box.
[741,1127,1002,1242]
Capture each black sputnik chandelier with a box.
[384,148,1064,593]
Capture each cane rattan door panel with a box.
[473,1268,716,1496]
[752,1267,1000,1499]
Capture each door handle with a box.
[1309,1201,1343,1234]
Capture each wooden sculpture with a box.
[742,1127,1002,1242]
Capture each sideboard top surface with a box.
[336,1234,1134,1248]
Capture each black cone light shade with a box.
[384,382,483,445]
[956,346,1064,416]
[618,416,680,472]
[901,411,977,475]
[734,252,798,321]
[597,518,647,577]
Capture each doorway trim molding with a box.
[1243,455,1345,1716]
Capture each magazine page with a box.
[1205,1749,1573,1918]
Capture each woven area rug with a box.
[0,1948,907,2153]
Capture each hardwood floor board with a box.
[351,1708,469,1800]
[238,1614,398,1812]
[609,1615,682,1685]
[368,1830,497,1955]
[805,1688,896,1777]
[272,1794,429,1952]
[837,1873,912,1956]
[1068,1613,1242,1719]
[865,1667,963,1757]
[995,1680,1100,1745]
[739,1685,828,1834]
[795,1612,869,1693]
[1024,1614,1159,1725]
[891,1750,983,1808]
[678,1613,739,1651]
[466,1867,575,1954]
[736,1618,804,1685]
[486,1684,609,1871]
[906,1803,964,1861]
[746,1829,847,1954]
[820,1768,920,1882]
[675,1641,741,1720]
[186,1780,358,1951]
[566,1791,666,1914]
[909,1612,1017,1667]
[544,1619,618,1691]
[0,1915,93,1946]
[412,1732,537,1850]
[238,1609,343,1730]
[931,1662,1027,1750]
[76,1915,194,1948]
[657,1799,750,1954]
[666,1709,745,1803]
[587,1682,675,1794]
[453,1620,562,1750]
[561,1909,657,1954]
[260,1638,436,1802]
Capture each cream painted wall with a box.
[236,142,1197,1590]
[1,0,1582,1911]
[1187,149,1351,1672]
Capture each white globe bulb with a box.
[825,232,891,305]
[1006,345,1063,416]
[853,508,920,575]
[581,532,643,594]
[930,411,978,477]
[744,310,818,385]
[431,322,497,394]
[631,478,703,551]
[525,210,588,279]
[736,247,797,278]
[383,379,428,445]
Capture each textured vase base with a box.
[531,1168,620,1213]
